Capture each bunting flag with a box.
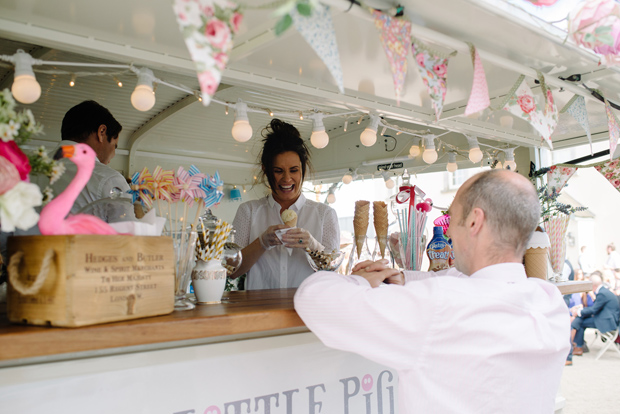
[594,159,620,192]
[292,4,344,93]
[412,38,453,121]
[605,98,620,160]
[372,11,411,104]
[561,95,593,155]
[173,0,243,105]
[464,43,490,116]
[500,74,558,149]
[546,165,577,196]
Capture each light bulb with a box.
[11,50,41,104]
[310,113,329,149]
[131,68,156,111]
[360,114,381,147]
[422,136,437,164]
[447,152,458,173]
[342,173,353,184]
[503,148,517,171]
[409,144,421,157]
[466,135,484,163]
[231,99,253,142]
[327,192,336,204]
[381,171,395,189]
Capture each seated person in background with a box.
[295,169,569,414]
[571,273,620,356]
[46,101,135,223]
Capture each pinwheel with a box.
[201,170,224,209]
[150,166,176,202]
[172,166,203,207]
[128,167,154,209]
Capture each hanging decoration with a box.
[594,159,620,192]
[525,0,559,5]
[464,43,490,116]
[372,10,412,104]
[172,0,243,105]
[499,74,557,149]
[545,165,577,196]
[412,38,455,121]
[605,98,620,160]
[291,4,344,93]
[561,95,593,155]
[568,0,620,66]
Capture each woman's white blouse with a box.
[233,193,340,290]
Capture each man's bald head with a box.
[455,169,540,257]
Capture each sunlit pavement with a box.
[560,330,620,414]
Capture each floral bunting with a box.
[464,43,490,116]
[500,75,558,149]
[546,165,577,196]
[372,11,411,104]
[604,98,620,160]
[291,4,344,93]
[569,0,620,66]
[172,0,243,105]
[594,159,620,192]
[412,39,453,121]
[561,95,593,155]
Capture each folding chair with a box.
[594,327,620,360]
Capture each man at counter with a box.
[295,169,570,414]
[46,100,135,222]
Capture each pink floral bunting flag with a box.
[604,98,620,160]
[501,75,558,149]
[464,43,490,116]
[546,165,577,196]
[372,11,411,105]
[594,159,620,192]
[173,0,243,105]
[412,40,451,121]
[292,4,344,93]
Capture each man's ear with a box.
[467,207,485,237]
[97,124,107,143]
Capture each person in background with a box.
[295,169,569,414]
[231,119,340,290]
[44,100,135,223]
[605,243,620,289]
[578,245,596,277]
[570,273,620,356]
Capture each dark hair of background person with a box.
[257,118,313,190]
[61,100,122,143]
[458,169,540,257]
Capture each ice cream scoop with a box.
[281,209,297,227]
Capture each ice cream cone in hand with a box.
[281,209,298,227]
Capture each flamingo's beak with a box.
[54,145,75,160]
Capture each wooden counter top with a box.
[0,289,306,364]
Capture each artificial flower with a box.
[205,19,231,50]
[0,139,31,180]
[50,162,66,184]
[0,155,20,194]
[0,181,42,232]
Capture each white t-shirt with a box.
[233,193,339,290]
[295,263,570,414]
[607,250,620,270]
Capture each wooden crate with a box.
[6,235,175,327]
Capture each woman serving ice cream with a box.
[231,119,340,289]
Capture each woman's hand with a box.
[282,227,324,251]
[260,224,288,250]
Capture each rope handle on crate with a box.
[7,250,55,296]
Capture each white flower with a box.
[42,186,54,204]
[0,181,42,232]
[50,162,66,184]
[0,88,16,110]
[0,124,14,142]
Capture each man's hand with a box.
[352,259,403,288]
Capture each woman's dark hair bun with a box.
[257,118,312,190]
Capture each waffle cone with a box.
[373,201,388,258]
[353,201,370,257]
[524,247,549,280]
[285,218,297,227]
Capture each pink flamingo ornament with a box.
[39,144,118,235]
